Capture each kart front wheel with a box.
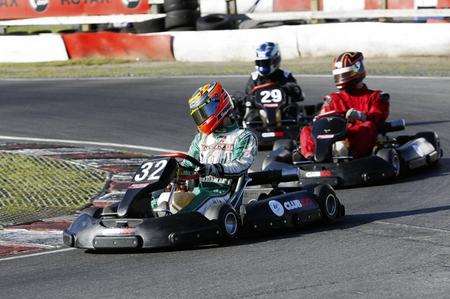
[314,184,342,223]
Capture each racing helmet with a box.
[188,81,233,135]
[332,52,366,89]
[255,42,281,76]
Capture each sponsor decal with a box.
[304,171,321,178]
[261,132,275,138]
[317,134,335,139]
[0,0,19,8]
[268,200,284,217]
[283,199,302,211]
[28,0,48,12]
[301,196,313,207]
[304,170,333,178]
[122,0,139,8]
[263,104,279,108]
[101,227,136,236]
[129,183,149,189]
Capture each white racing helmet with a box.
[255,42,281,76]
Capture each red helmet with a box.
[332,52,366,89]
[188,81,233,135]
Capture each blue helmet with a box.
[255,42,281,76]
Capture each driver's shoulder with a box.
[251,71,259,81]
[237,128,257,143]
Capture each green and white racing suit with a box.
[182,122,258,214]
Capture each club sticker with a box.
[29,0,48,12]
[268,200,284,217]
[284,199,302,211]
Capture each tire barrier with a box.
[164,0,200,31]
[0,34,69,63]
[62,32,174,60]
[196,14,235,30]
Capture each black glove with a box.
[197,163,221,177]
[281,82,304,102]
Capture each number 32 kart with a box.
[63,152,345,250]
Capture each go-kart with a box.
[234,82,321,149]
[263,112,443,188]
[63,152,345,250]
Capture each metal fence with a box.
[0,152,107,227]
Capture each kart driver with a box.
[298,52,389,159]
[245,42,304,102]
[153,81,257,215]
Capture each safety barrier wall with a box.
[296,22,450,57]
[1,23,449,62]
[171,22,450,61]
[200,0,450,14]
[0,34,68,63]
[62,32,174,60]
[170,26,299,62]
[0,0,149,20]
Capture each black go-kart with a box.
[263,112,443,188]
[234,82,321,150]
[63,152,345,250]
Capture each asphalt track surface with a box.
[0,76,449,298]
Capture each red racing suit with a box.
[299,85,389,158]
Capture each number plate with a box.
[133,158,169,183]
[255,87,285,106]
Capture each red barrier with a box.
[365,0,414,9]
[273,0,311,11]
[62,32,174,61]
[0,0,149,20]
[438,0,450,8]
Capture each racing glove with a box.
[197,163,223,177]
[346,108,367,122]
[281,83,304,102]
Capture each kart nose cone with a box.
[63,230,74,247]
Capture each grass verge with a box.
[0,152,107,226]
[0,56,449,78]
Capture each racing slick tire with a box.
[165,9,199,30]
[205,204,240,240]
[314,184,342,223]
[164,0,198,12]
[196,14,234,31]
[376,148,401,177]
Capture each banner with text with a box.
[0,0,149,20]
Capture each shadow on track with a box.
[406,120,450,127]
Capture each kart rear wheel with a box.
[218,205,240,240]
[314,184,341,223]
[206,204,240,240]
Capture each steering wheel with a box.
[161,152,202,180]
[314,110,346,121]
[162,152,201,167]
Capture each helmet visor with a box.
[191,99,219,126]
[255,59,271,68]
